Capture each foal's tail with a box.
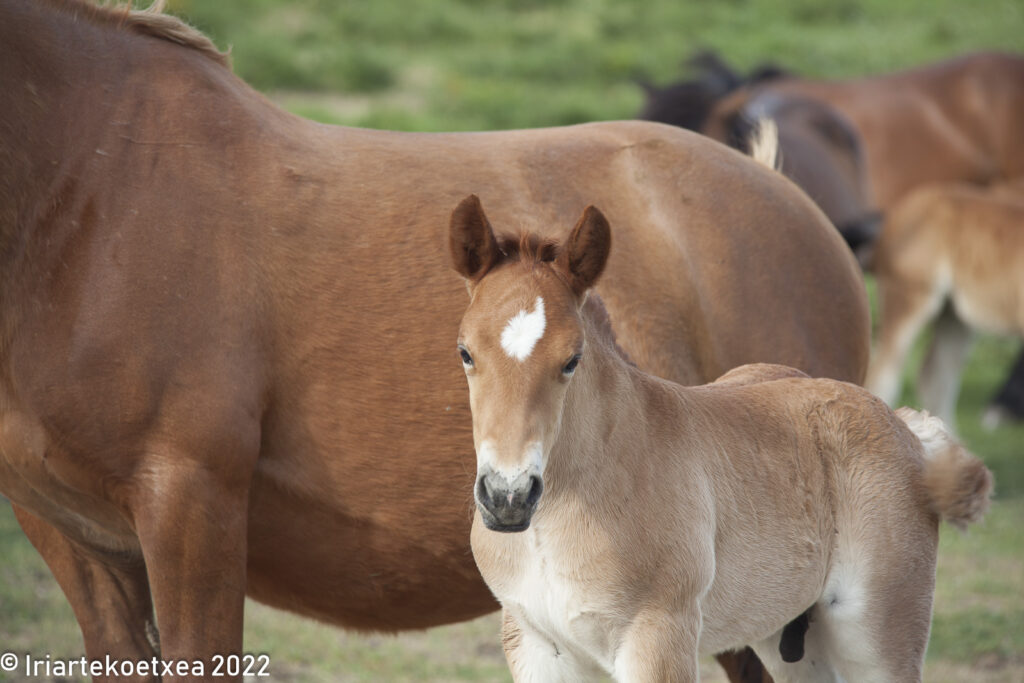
[747,118,780,171]
[897,408,993,530]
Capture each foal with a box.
[449,195,991,682]
[867,180,1024,429]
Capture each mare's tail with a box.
[896,407,993,530]
[747,117,780,171]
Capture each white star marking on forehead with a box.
[500,297,546,361]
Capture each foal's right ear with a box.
[449,195,500,283]
[557,205,612,297]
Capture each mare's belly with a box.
[243,467,497,631]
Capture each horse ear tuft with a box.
[449,195,499,282]
[557,206,611,297]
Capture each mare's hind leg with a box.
[866,280,944,405]
[917,302,972,430]
[13,504,158,681]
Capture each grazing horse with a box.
[703,52,1024,211]
[639,55,879,255]
[867,180,1024,429]
[712,91,879,256]
[0,1,868,680]
[636,51,788,132]
[450,196,992,683]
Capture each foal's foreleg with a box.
[500,608,591,683]
[613,607,701,683]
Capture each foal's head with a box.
[449,195,611,532]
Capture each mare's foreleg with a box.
[130,425,259,682]
[13,505,158,683]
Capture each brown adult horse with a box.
[0,1,867,680]
[703,52,1024,212]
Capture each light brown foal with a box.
[867,180,1024,428]
[450,196,992,682]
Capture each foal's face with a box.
[449,195,610,532]
[457,265,584,532]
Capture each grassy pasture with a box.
[1,0,1022,680]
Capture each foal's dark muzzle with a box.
[475,469,543,532]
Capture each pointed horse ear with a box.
[557,205,611,297]
[449,194,500,283]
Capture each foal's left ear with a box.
[557,206,611,297]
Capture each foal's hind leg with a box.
[13,505,158,680]
[917,302,972,430]
[866,280,944,405]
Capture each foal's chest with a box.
[474,518,622,668]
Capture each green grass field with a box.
[1,0,1022,680]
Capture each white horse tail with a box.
[896,407,993,530]
[748,117,780,171]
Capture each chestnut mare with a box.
[868,180,1024,429]
[702,52,1024,212]
[0,1,867,680]
[450,197,992,682]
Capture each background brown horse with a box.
[0,1,867,680]
[702,52,1024,211]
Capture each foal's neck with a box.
[546,301,691,494]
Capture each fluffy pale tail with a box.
[897,407,993,530]
[748,118,780,171]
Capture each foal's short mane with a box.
[51,0,230,68]
[495,232,561,265]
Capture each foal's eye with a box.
[458,346,474,368]
[562,354,581,376]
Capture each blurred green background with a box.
[1,0,1022,680]
[167,0,1023,131]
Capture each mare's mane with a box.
[48,0,229,68]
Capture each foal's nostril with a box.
[525,475,543,507]
[475,475,492,506]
